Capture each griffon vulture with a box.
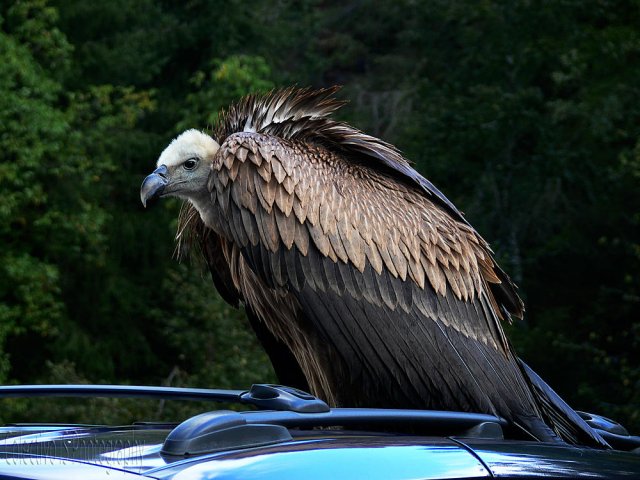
[141,87,607,447]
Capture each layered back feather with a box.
[214,87,468,225]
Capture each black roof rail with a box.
[0,384,245,403]
[0,384,506,427]
[0,384,327,412]
[240,384,330,413]
[0,384,509,456]
[240,407,507,432]
[579,411,640,452]
[161,405,507,456]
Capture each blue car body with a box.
[0,384,637,479]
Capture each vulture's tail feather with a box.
[519,359,611,449]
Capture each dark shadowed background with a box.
[0,0,638,428]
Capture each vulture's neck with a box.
[189,192,220,232]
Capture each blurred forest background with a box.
[0,0,639,428]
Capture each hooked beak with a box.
[140,165,169,207]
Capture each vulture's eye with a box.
[183,158,199,170]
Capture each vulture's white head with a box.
[140,129,220,208]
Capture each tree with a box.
[0,0,79,381]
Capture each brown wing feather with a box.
[213,131,513,351]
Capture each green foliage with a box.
[178,55,275,130]
[0,0,637,431]
[3,0,72,74]
[51,0,178,86]
[0,13,71,382]
[153,262,275,389]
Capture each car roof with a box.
[0,383,637,479]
